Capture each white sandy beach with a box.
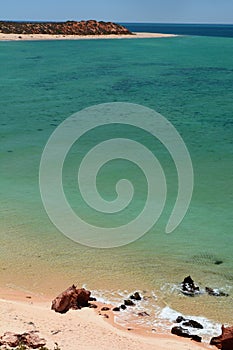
[0,32,177,41]
[0,288,210,350]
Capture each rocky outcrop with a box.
[181,276,200,296]
[112,306,120,311]
[180,276,229,298]
[210,325,233,350]
[172,316,204,343]
[130,292,142,300]
[0,331,46,349]
[51,285,91,313]
[205,287,229,297]
[0,20,132,35]
[124,299,135,306]
[175,316,203,329]
[111,291,143,312]
[171,326,202,342]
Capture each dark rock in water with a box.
[181,276,200,296]
[175,315,203,329]
[112,307,120,312]
[124,299,136,306]
[171,326,202,342]
[214,260,223,265]
[171,326,191,338]
[191,335,202,342]
[51,285,91,313]
[176,316,186,323]
[205,287,229,297]
[89,297,97,301]
[137,311,150,317]
[210,325,233,350]
[101,306,110,311]
[120,304,127,310]
[183,319,203,329]
[130,292,142,300]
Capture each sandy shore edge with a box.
[0,32,178,41]
[0,287,210,350]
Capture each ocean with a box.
[123,22,233,38]
[0,24,232,339]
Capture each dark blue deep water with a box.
[122,22,233,38]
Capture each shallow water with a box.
[0,35,233,332]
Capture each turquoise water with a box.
[1,36,233,330]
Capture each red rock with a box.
[210,325,233,350]
[21,331,46,349]
[51,285,91,313]
[0,331,46,349]
[0,20,132,36]
[0,332,19,347]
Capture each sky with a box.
[1,0,233,24]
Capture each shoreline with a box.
[0,286,210,350]
[0,32,178,41]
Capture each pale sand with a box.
[0,288,210,350]
[0,32,178,41]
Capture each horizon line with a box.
[0,19,233,26]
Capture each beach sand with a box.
[0,32,177,41]
[0,287,210,350]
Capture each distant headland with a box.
[0,20,132,36]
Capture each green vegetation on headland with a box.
[0,20,132,35]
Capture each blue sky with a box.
[1,0,233,24]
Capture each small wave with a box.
[84,285,223,342]
[158,306,222,340]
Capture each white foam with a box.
[158,306,222,338]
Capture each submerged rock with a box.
[205,287,229,297]
[138,311,150,317]
[210,325,233,350]
[214,260,223,265]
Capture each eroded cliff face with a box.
[0,20,132,35]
